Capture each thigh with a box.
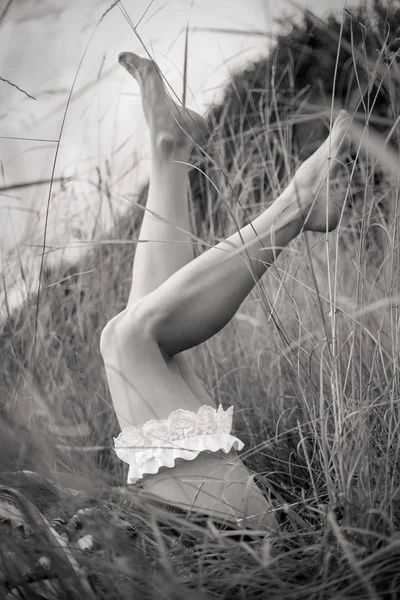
[100,311,276,530]
[100,311,208,431]
[139,451,277,530]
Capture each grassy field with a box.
[2,2,400,598]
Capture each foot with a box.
[287,110,351,232]
[118,51,208,157]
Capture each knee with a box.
[99,314,121,356]
[99,299,157,357]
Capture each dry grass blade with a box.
[183,23,189,109]
[0,176,73,193]
[0,135,58,142]
[192,26,274,38]
[0,75,36,100]
[0,0,13,24]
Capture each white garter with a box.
[114,404,244,484]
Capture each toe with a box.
[337,109,350,121]
[333,110,351,135]
[118,52,154,75]
[118,51,136,69]
[331,111,351,155]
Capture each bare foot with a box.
[288,110,351,232]
[118,51,208,157]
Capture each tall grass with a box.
[2,1,400,598]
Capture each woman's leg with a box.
[103,53,274,528]
[124,110,351,356]
[101,53,350,528]
[120,52,218,411]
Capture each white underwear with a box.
[113,404,245,484]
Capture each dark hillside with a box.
[189,0,400,237]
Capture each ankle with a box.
[152,136,192,167]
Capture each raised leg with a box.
[103,53,275,528]
[119,52,215,407]
[119,52,208,305]
[126,110,351,356]
[101,52,350,529]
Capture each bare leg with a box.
[127,111,351,356]
[102,53,350,528]
[121,52,208,305]
[120,52,216,407]
[103,53,274,528]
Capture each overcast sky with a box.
[0,0,351,316]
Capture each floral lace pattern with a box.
[114,405,244,484]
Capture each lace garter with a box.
[114,404,244,484]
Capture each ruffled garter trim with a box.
[113,404,245,484]
[126,434,244,484]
